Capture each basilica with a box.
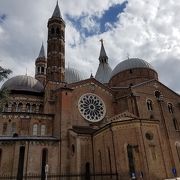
[0,2,180,180]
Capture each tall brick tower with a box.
[47,1,65,83]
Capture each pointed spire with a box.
[90,73,94,78]
[52,1,62,18]
[95,39,112,84]
[38,43,45,58]
[99,39,108,63]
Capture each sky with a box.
[0,0,180,93]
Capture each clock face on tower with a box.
[78,93,106,122]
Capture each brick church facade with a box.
[0,2,180,180]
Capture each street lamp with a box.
[45,164,49,180]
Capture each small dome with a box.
[1,75,44,93]
[65,67,85,84]
[111,58,156,78]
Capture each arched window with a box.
[32,124,38,136]
[31,104,36,113]
[3,104,8,112]
[37,67,40,74]
[98,150,102,174]
[11,122,16,134]
[41,67,44,74]
[51,27,55,34]
[17,103,23,112]
[56,27,60,34]
[41,125,46,136]
[147,99,153,111]
[155,91,161,99]
[2,123,7,135]
[71,144,75,155]
[41,148,48,180]
[11,102,17,112]
[0,149,2,168]
[85,162,90,180]
[17,146,25,180]
[26,103,31,113]
[107,147,112,175]
[168,103,174,113]
[39,104,43,113]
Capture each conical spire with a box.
[99,39,108,63]
[95,39,112,84]
[38,43,45,58]
[52,1,62,18]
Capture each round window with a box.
[145,132,154,140]
[78,93,106,122]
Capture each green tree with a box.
[0,66,12,111]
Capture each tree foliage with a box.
[0,66,12,111]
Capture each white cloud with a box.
[0,0,180,93]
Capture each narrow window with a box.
[33,124,38,136]
[38,67,41,74]
[31,104,36,113]
[26,103,31,113]
[2,123,7,135]
[173,118,179,130]
[155,91,161,99]
[168,103,174,113]
[3,104,8,112]
[98,150,102,174]
[11,122,16,135]
[85,162,90,180]
[0,149,2,168]
[17,146,25,180]
[11,102,17,112]
[147,100,153,111]
[41,125,46,136]
[41,148,48,180]
[41,67,44,74]
[127,144,135,178]
[176,143,180,162]
[39,105,43,113]
[17,103,23,112]
[108,147,112,175]
[56,28,60,34]
[51,27,55,34]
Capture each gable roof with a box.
[67,77,113,95]
[131,79,180,98]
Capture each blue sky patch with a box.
[100,1,128,32]
[66,1,128,40]
[0,14,7,23]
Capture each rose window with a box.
[78,93,106,122]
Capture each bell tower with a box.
[47,1,65,83]
[35,43,47,86]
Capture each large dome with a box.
[65,67,85,84]
[1,75,44,93]
[111,58,156,78]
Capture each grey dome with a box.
[95,63,112,83]
[1,75,44,93]
[65,67,85,84]
[111,58,156,78]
